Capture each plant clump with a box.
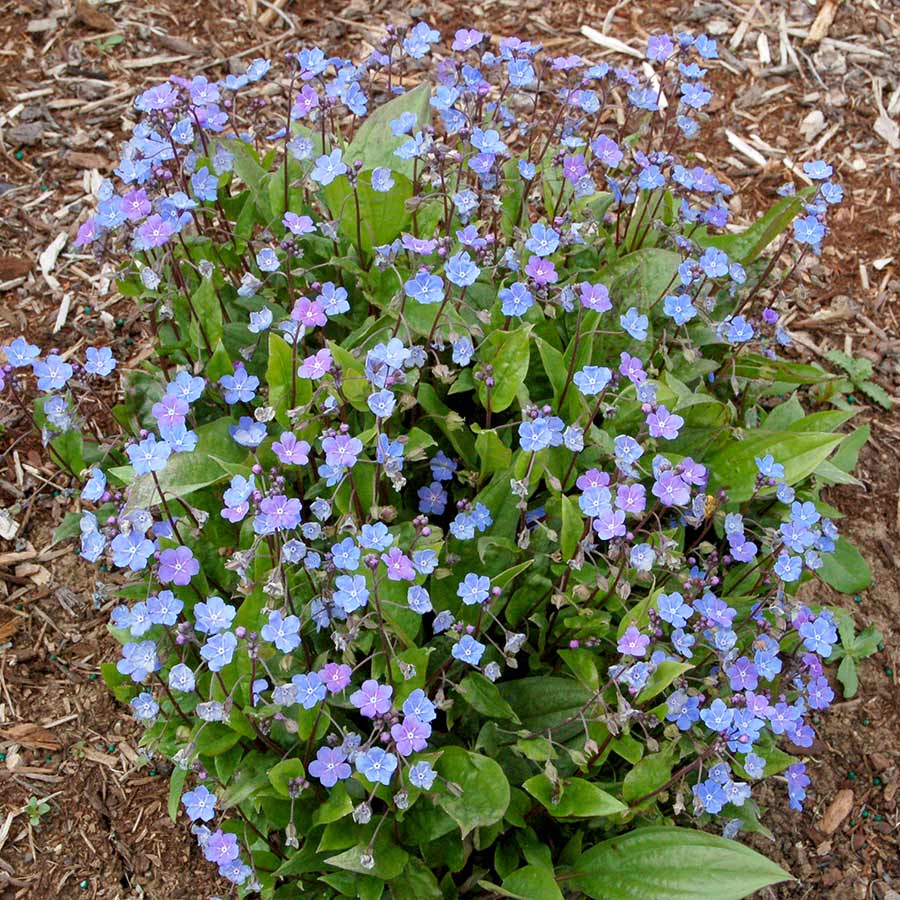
[2,22,873,900]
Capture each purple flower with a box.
[727,657,759,691]
[259,494,302,531]
[417,481,447,515]
[350,679,393,717]
[272,432,311,465]
[158,546,200,585]
[152,394,189,429]
[524,256,558,286]
[617,625,650,657]
[204,830,239,866]
[382,547,415,581]
[785,763,810,811]
[320,662,352,694]
[593,507,626,540]
[647,405,684,440]
[309,746,351,787]
[391,715,432,757]
[652,471,691,507]
[322,433,363,469]
[579,281,612,312]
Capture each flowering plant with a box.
[6,23,873,900]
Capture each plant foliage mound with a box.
[4,23,875,900]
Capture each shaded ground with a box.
[1,0,898,898]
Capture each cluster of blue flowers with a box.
[1,21,853,897]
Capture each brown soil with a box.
[1,1,898,898]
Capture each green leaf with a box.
[837,655,858,698]
[857,378,893,409]
[502,865,564,900]
[499,678,594,735]
[476,327,532,413]
[560,495,583,561]
[636,661,693,705]
[436,747,510,838]
[114,417,247,510]
[457,673,521,722]
[268,758,305,798]
[267,332,310,424]
[829,425,869,473]
[326,835,409,881]
[524,774,627,818]
[706,430,843,502]
[569,827,791,900]
[696,190,810,264]
[167,766,188,822]
[818,537,872,594]
[622,751,674,804]
[475,428,512,479]
[324,170,413,254]
[228,138,267,193]
[601,248,681,309]
[849,624,883,659]
[188,278,223,349]
[343,81,431,179]
[390,858,443,900]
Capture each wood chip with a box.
[0,723,62,751]
[805,0,841,45]
[817,788,854,835]
[0,257,32,281]
[73,0,117,32]
[38,232,67,293]
[579,25,642,59]
[725,129,767,167]
[65,150,110,170]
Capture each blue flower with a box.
[310,149,347,186]
[355,747,397,785]
[371,167,395,192]
[408,760,436,789]
[657,591,693,628]
[451,634,485,666]
[201,632,237,672]
[457,573,490,606]
[524,223,559,257]
[663,293,697,325]
[291,671,327,709]
[261,610,301,652]
[3,336,39,368]
[404,271,444,305]
[793,215,825,247]
[499,282,533,317]
[84,346,116,376]
[110,531,155,572]
[219,367,259,404]
[620,306,649,340]
[774,552,802,582]
[798,616,837,656]
[33,354,73,391]
[445,251,480,287]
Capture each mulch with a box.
[1,1,898,898]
